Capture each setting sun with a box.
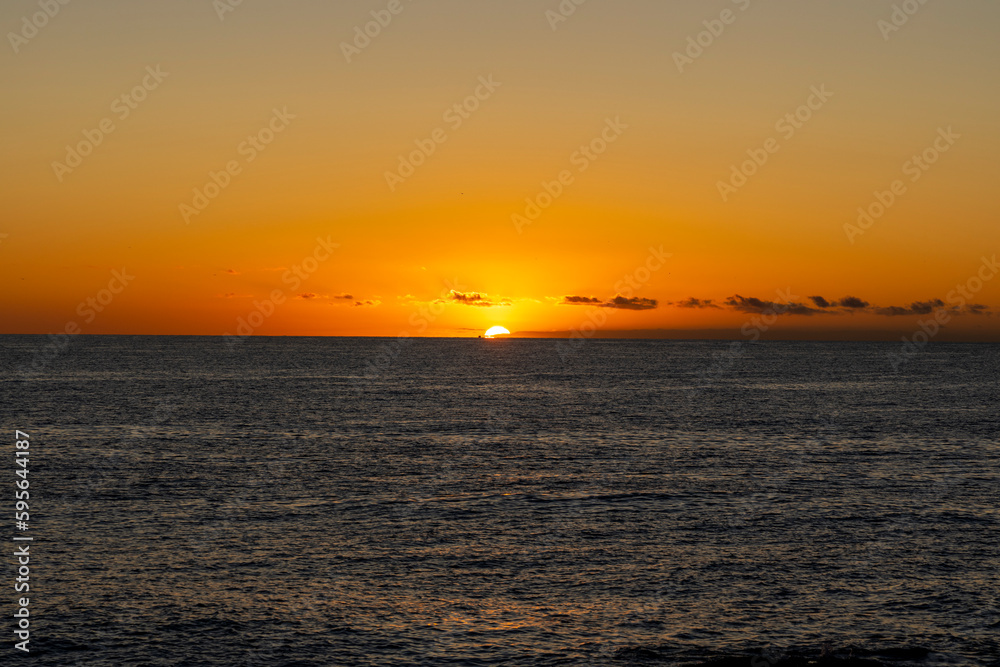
[484,326,511,338]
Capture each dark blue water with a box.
[1,336,998,666]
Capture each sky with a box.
[2,0,999,339]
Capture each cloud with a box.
[675,297,721,309]
[874,306,911,317]
[308,293,378,307]
[805,295,988,316]
[783,304,825,316]
[724,294,970,317]
[725,295,823,316]
[809,296,832,308]
[602,295,658,311]
[447,291,512,307]
[297,292,377,306]
[910,299,946,315]
[226,268,239,275]
[809,295,869,309]
[662,292,994,318]
[874,299,946,316]
[838,296,870,309]
[560,294,659,310]
[561,296,603,305]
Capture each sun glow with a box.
[484,326,511,338]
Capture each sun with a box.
[484,326,510,338]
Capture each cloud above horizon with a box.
[560,295,659,310]
[725,295,823,316]
[605,295,659,310]
[293,292,380,307]
[446,291,513,308]
[562,296,603,305]
[807,295,870,310]
[674,297,721,309]
[714,294,991,317]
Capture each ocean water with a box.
[1,336,998,666]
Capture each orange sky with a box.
[2,0,999,339]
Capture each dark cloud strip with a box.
[675,297,721,309]
[724,295,824,316]
[602,296,658,311]
[555,292,989,317]
[448,291,512,308]
[724,294,986,317]
[560,295,658,311]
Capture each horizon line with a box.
[2,332,999,343]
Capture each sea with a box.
[1,336,998,666]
